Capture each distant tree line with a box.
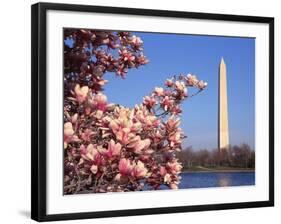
[177,144,255,170]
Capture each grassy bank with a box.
[182,166,255,173]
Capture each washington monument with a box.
[218,58,229,152]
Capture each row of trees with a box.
[177,144,255,170]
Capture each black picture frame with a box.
[31,2,274,222]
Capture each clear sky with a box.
[102,32,255,150]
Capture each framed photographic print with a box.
[31,2,274,222]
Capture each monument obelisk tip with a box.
[220,57,225,66]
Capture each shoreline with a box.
[182,169,255,173]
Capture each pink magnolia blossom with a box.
[108,109,143,145]
[168,131,182,148]
[161,96,174,111]
[150,130,164,144]
[143,96,156,108]
[165,78,174,87]
[160,166,167,177]
[64,122,78,149]
[127,136,151,154]
[166,117,181,130]
[166,160,183,175]
[136,54,149,65]
[130,121,142,133]
[170,105,182,115]
[116,65,127,78]
[154,87,164,96]
[64,121,74,136]
[131,161,148,179]
[115,128,134,145]
[174,81,188,97]
[119,48,135,63]
[74,84,89,103]
[144,115,160,128]
[90,165,98,174]
[134,107,160,128]
[174,81,186,92]
[164,173,172,184]
[81,129,94,142]
[197,80,208,90]
[71,113,78,123]
[92,93,108,112]
[105,139,122,158]
[108,118,134,144]
[185,74,198,86]
[119,158,133,176]
[130,35,143,49]
[80,144,98,161]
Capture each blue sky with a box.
[102,32,255,149]
[91,32,255,150]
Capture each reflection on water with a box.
[176,171,255,189]
[218,174,231,187]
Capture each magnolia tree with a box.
[63,29,207,194]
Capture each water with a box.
[177,171,255,189]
